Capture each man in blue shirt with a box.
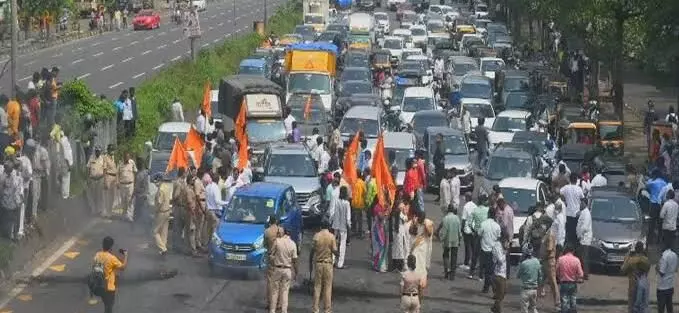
[448,84,462,111]
[647,169,668,244]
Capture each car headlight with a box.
[253,236,264,250]
[211,232,223,246]
[307,191,322,213]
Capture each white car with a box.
[191,0,207,11]
[460,98,495,129]
[409,25,428,48]
[384,132,417,186]
[479,57,505,80]
[392,28,414,48]
[374,12,390,32]
[405,54,433,84]
[488,109,533,147]
[383,36,405,61]
[399,86,437,125]
[474,3,489,18]
[426,19,446,36]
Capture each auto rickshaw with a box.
[566,120,597,145]
[348,35,372,52]
[278,33,302,46]
[648,121,675,162]
[372,49,392,70]
[596,115,624,156]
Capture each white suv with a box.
[191,0,207,11]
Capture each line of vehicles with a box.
[142,0,642,274]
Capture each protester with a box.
[659,189,678,248]
[621,241,650,313]
[491,240,507,313]
[439,169,454,213]
[539,215,560,310]
[517,245,542,313]
[656,239,678,313]
[646,169,668,243]
[350,170,367,237]
[460,192,477,271]
[591,171,607,187]
[478,206,501,293]
[92,236,128,313]
[556,244,584,313]
[57,129,73,199]
[409,210,433,290]
[393,198,411,272]
[469,194,490,279]
[436,203,461,280]
[560,173,584,245]
[372,191,390,273]
[1,162,23,240]
[331,186,351,269]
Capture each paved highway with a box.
[0,0,285,97]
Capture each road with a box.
[0,0,284,98]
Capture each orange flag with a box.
[235,98,247,142]
[201,81,212,118]
[303,95,312,120]
[237,134,249,170]
[166,137,189,173]
[342,132,361,185]
[371,132,396,208]
[184,126,205,168]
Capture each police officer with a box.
[191,168,207,251]
[264,215,283,310]
[103,144,117,218]
[171,167,188,253]
[183,173,199,257]
[269,227,298,313]
[310,220,338,313]
[118,152,137,222]
[86,146,104,215]
[153,173,172,256]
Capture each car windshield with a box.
[441,6,452,14]
[385,148,414,171]
[266,154,317,177]
[317,33,337,41]
[403,51,422,60]
[345,54,369,67]
[430,135,467,155]
[375,14,388,21]
[340,117,379,138]
[500,188,535,215]
[246,120,287,143]
[481,60,504,72]
[411,28,426,36]
[150,157,177,179]
[505,93,531,110]
[403,97,434,112]
[464,102,495,118]
[342,82,372,95]
[294,26,315,36]
[393,85,408,104]
[492,116,527,132]
[428,23,445,33]
[475,20,490,28]
[460,83,491,99]
[399,62,424,72]
[384,39,403,49]
[453,62,477,76]
[476,5,488,12]
[238,65,264,75]
[154,131,187,150]
[305,15,324,24]
[486,157,533,180]
[599,124,623,140]
[288,73,331,93]
[290,106,324,122]
[341,70,370,82]
[412,115,447,134]
[591,197,640,222]
[223,196,275,224]
[504,77,529,92]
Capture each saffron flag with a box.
[371,132,396,208]
[184,126,205,168]
[166,137,189,173]
[235,98,247,143]
[342,132,361,185]
[237,134,249,170]
[303,95,313,120]
[201,81,212,118]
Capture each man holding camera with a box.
[92,236,128,313]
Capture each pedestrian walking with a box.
[557,244,584,313]
[103,145,117,218]
[439,169,453,213]
[264,215,283,310]
[436,203,461,280]
[171,168,188,253]
[400,254,425,313]
[478,204,501,292]
[647,169,668,243]
[268,227,298,313]
[364,168,376,235]
[575,199,592,280]
[117,152,137,222]
[517,245,542,313]
[432,135,445,196]
[621,241,650,313]
[171,98,184,122]
[656,240,678,313]
[495,197,514,276]
[153,173,171,256]
[460,193,477,270]
[469,194,490,279]
[643,101,658,147]
[87,147,105,215]
[491,241,507,313]
[91,236,128,313]
[133,159,149,225]
[311,220,337,313]
[560,173,584,246]
[26,138,49,218]
[331,186,351,269]
[204,172,225,247]
[474,117,490,166]
[408,210,433,290]
[393,198,411,272]
[659,190,678,248]
[539,218,560,310]
[16,146,32,234]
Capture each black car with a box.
[587,187,647,268]
[339,66,372,83]
[480,142,542,195]
[316,31,344,50]
[343,51,371,68]
[557,143,600,176]
[411,110,449,144]
[294,24,316,42]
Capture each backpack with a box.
[87,261,106,297]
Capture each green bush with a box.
[121,0,303,155]
[60,79,116,122]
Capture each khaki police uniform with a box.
[269,235,297,313]
[86,155,104,215]
[103,154,117,217]
[192,177,207,249]
[154,182,172,253]
[171,177,188,252]
[312,229,337,313]
[184,184,198,254]
[118,159,137,221]
[264,224,283,307]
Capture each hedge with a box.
[120,0,303,155]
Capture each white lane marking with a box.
[0,220,99,311]
[93,52,104,57]
[220,12,225,15]
[91,42,101,47]
[78,73,91,79]
[112,46,122,51]
[130,40,139,46]
[158,31,167,36]
[201,43,209,47]
[72,58,84,64]
[111,37,119,41]
[101,64,114,71]
[212,38,219,43]
[152,63,165,70]
[171,56,181,62]
[109,82,124,89]
[122,57,134,63]
[208,26,214,30]
[158,44,168,49]
[132,72,146,79]
[144,35,154,40]
[173,39,182,44]
[53,52,63,57]
[141,50,152,55]
[210,14,217,18]
[73,47,83,52]
[18,75,31,82]
[23,60,36,66]
[218,22,224,26]
[124,32,132,37]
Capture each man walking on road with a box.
[92,236,128,313]
[560,173,584,246]
[118,152,137,222]
[87,147,105,215]
[460,193,477,270]
[103,145,117,218]
[437,204,461,280]
[268,227,298,313]
[311,220,338,313]
[133,159,149,225]
[575,199,592,280]
[478,207,501,293]
[557,244,584,313]
[517,246,542,313]
[659,190,678,248]
[153,173,172,256]
[491,241,507,313]
[204,172,225,247]
[656,239,678,313]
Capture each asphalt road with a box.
[0,0,284,98]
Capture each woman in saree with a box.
[409,210,434,292]
[372,191,392,272]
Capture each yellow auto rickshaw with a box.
[566,121,597,145]
[597,116,624,155]
[278,34,302,46]
[372,49,392,70]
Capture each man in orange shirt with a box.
[6,99,20,139]
[92,236,128,313]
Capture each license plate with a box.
[607,254,624,262]
[225,254,246,261]
[511,238,520,248]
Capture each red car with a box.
[133,10,160,30]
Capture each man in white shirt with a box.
[306,128,320,151]
[311,137,324,163]
[590,172,607,187]
[656,240,678,312]
[439,170,453,213]
[460,106,471,137]
[660,190,678,248]
[478,208,501,293]
[460,193,477,270]
[195,109,207,136]
[283,107,295,136]
[318,148,331,173]
[450,170,461,210]
[575,201,592,280]
[560,173,584,245]
[171,98,184,122]
[551,202,566,253]
[204,173,226,247]
[491,241,507,313]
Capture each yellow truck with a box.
[285,43,338,113]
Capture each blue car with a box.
[238,58,270,78]
[208,182,303,273]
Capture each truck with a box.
[284,42,338,113]
[348,12,374,46]
[303,0,329,33]
[219,75,286,170]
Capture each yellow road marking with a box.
[48,264,66,272]
[0,309,13,313]
[63,251,80,259]
[16,294,32,301]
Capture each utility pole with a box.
[264,0,267,27]
[232,0,236,26]
[10,0,18,98]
